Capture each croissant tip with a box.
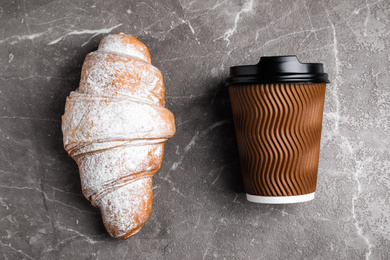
[113,223,145,239]
[98,178,153,239]
[98,33,151,63]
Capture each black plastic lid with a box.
[226,55,330,86]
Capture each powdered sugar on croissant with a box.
[62,33,175,239]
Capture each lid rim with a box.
[228,55,330,85]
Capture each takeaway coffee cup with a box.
[227,56,330,204]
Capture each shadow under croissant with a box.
[47,40,110,237]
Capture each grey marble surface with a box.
[1,0,389,259]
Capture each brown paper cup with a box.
[229,83,326,203]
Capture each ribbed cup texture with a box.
[229,84,326,196]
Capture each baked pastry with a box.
[62,33,176,239]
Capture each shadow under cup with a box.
[227,56,330,204]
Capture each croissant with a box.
[62,33,176,239]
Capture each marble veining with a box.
[1,0,390,259]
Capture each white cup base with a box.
[246,192,315,204]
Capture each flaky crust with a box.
[62,33,175,239]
